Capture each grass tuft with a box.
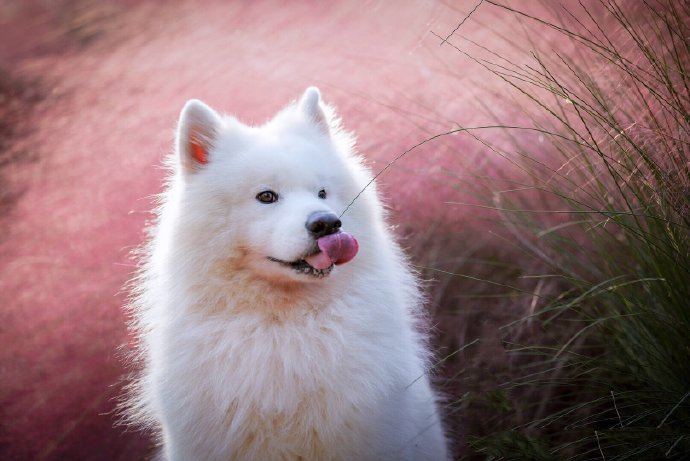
[434,1,690,459]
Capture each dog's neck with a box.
[182,264,334,321]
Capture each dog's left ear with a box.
[299,87,330,135]
[176,99,222,173]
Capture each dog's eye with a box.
[256,190,279,204]
[318,189,327,199]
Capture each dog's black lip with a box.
[267,256,334,277]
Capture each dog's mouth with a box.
[267,231,359,278]
[268,256,334,278]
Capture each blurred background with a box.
[1,1,688,460]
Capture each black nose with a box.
[306,211,342,238]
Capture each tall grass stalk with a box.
[440,1,689,459]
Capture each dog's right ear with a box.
[176,99,222,173]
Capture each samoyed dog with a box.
[127,87,449,461]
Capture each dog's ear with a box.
[299,87,330,135]
[176,99,222,173]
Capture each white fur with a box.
[126,87,449,460]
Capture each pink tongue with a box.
[304,232,359,270]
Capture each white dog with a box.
[126,87,449,461]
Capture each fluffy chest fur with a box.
[152,299,410,461]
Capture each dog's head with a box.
[172,88,370,284]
